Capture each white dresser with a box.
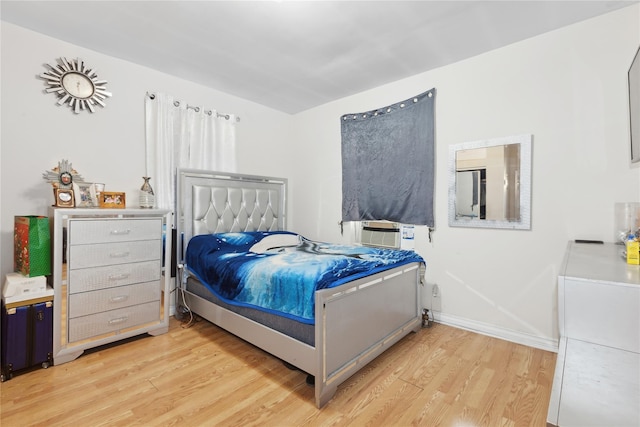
[547,241,640,427]
[49,207,172,365]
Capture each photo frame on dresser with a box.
[99,191,126,208]
[53,188,75,208]
[73,182,98,207]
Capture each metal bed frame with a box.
[176,168,422,408]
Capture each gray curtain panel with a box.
[341,89,435,226]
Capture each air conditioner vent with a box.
[360,221,400,248]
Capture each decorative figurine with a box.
[43,159,84,207]
[139,176,155,208]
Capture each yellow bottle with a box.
[627,235,640,265]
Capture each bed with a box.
[176,168,425,408]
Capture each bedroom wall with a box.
[0,22,296,281]
[289,5,640,350]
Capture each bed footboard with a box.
[182,261,422,408]
[314,262,422,407]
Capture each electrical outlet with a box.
[432,283,439,297]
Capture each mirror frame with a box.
[448,134,532,230]
[629,45,640,163]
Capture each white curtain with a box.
[144,92,237,210]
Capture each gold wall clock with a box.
[40,57,112,114]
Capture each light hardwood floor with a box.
[1,316,556,427]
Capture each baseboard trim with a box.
[431,311,559,353]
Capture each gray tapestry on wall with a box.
[341,89,436,226]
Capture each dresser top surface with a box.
[48,206,170,218]
[561,241,640,286]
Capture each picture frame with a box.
[54,188,75,208]
[99,191,126,208]
[73,182,99,207]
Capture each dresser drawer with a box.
[69,218,162,245]
[564,278,640,353]
[69,260,161,294]
[69,240,161,269]
[68,281,160,318]
[68,301,160,343]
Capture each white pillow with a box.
[249,234,300,254]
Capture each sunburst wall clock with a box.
[39,57,112,114]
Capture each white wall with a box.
[0,22,296,280]
[290,5,640,350]
[1,5,639,352]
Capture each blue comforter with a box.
[185,231,424,324]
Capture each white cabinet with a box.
[547,241,640,427]
[49,207,172,365]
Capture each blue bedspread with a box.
[185,231,424,324]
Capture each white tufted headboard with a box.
[176,168,287,261]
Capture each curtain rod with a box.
[146,92,240,122]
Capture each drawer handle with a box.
[110,229,131,235]
[108,316,129,325]
[109,295,129,303]
[108,273,130,281]
[109,251,130,258]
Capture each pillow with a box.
[250,233,300,253]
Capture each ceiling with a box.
[1,1,637,114]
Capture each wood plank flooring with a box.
[1,316,556,427]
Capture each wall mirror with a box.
[448,134,532,230]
